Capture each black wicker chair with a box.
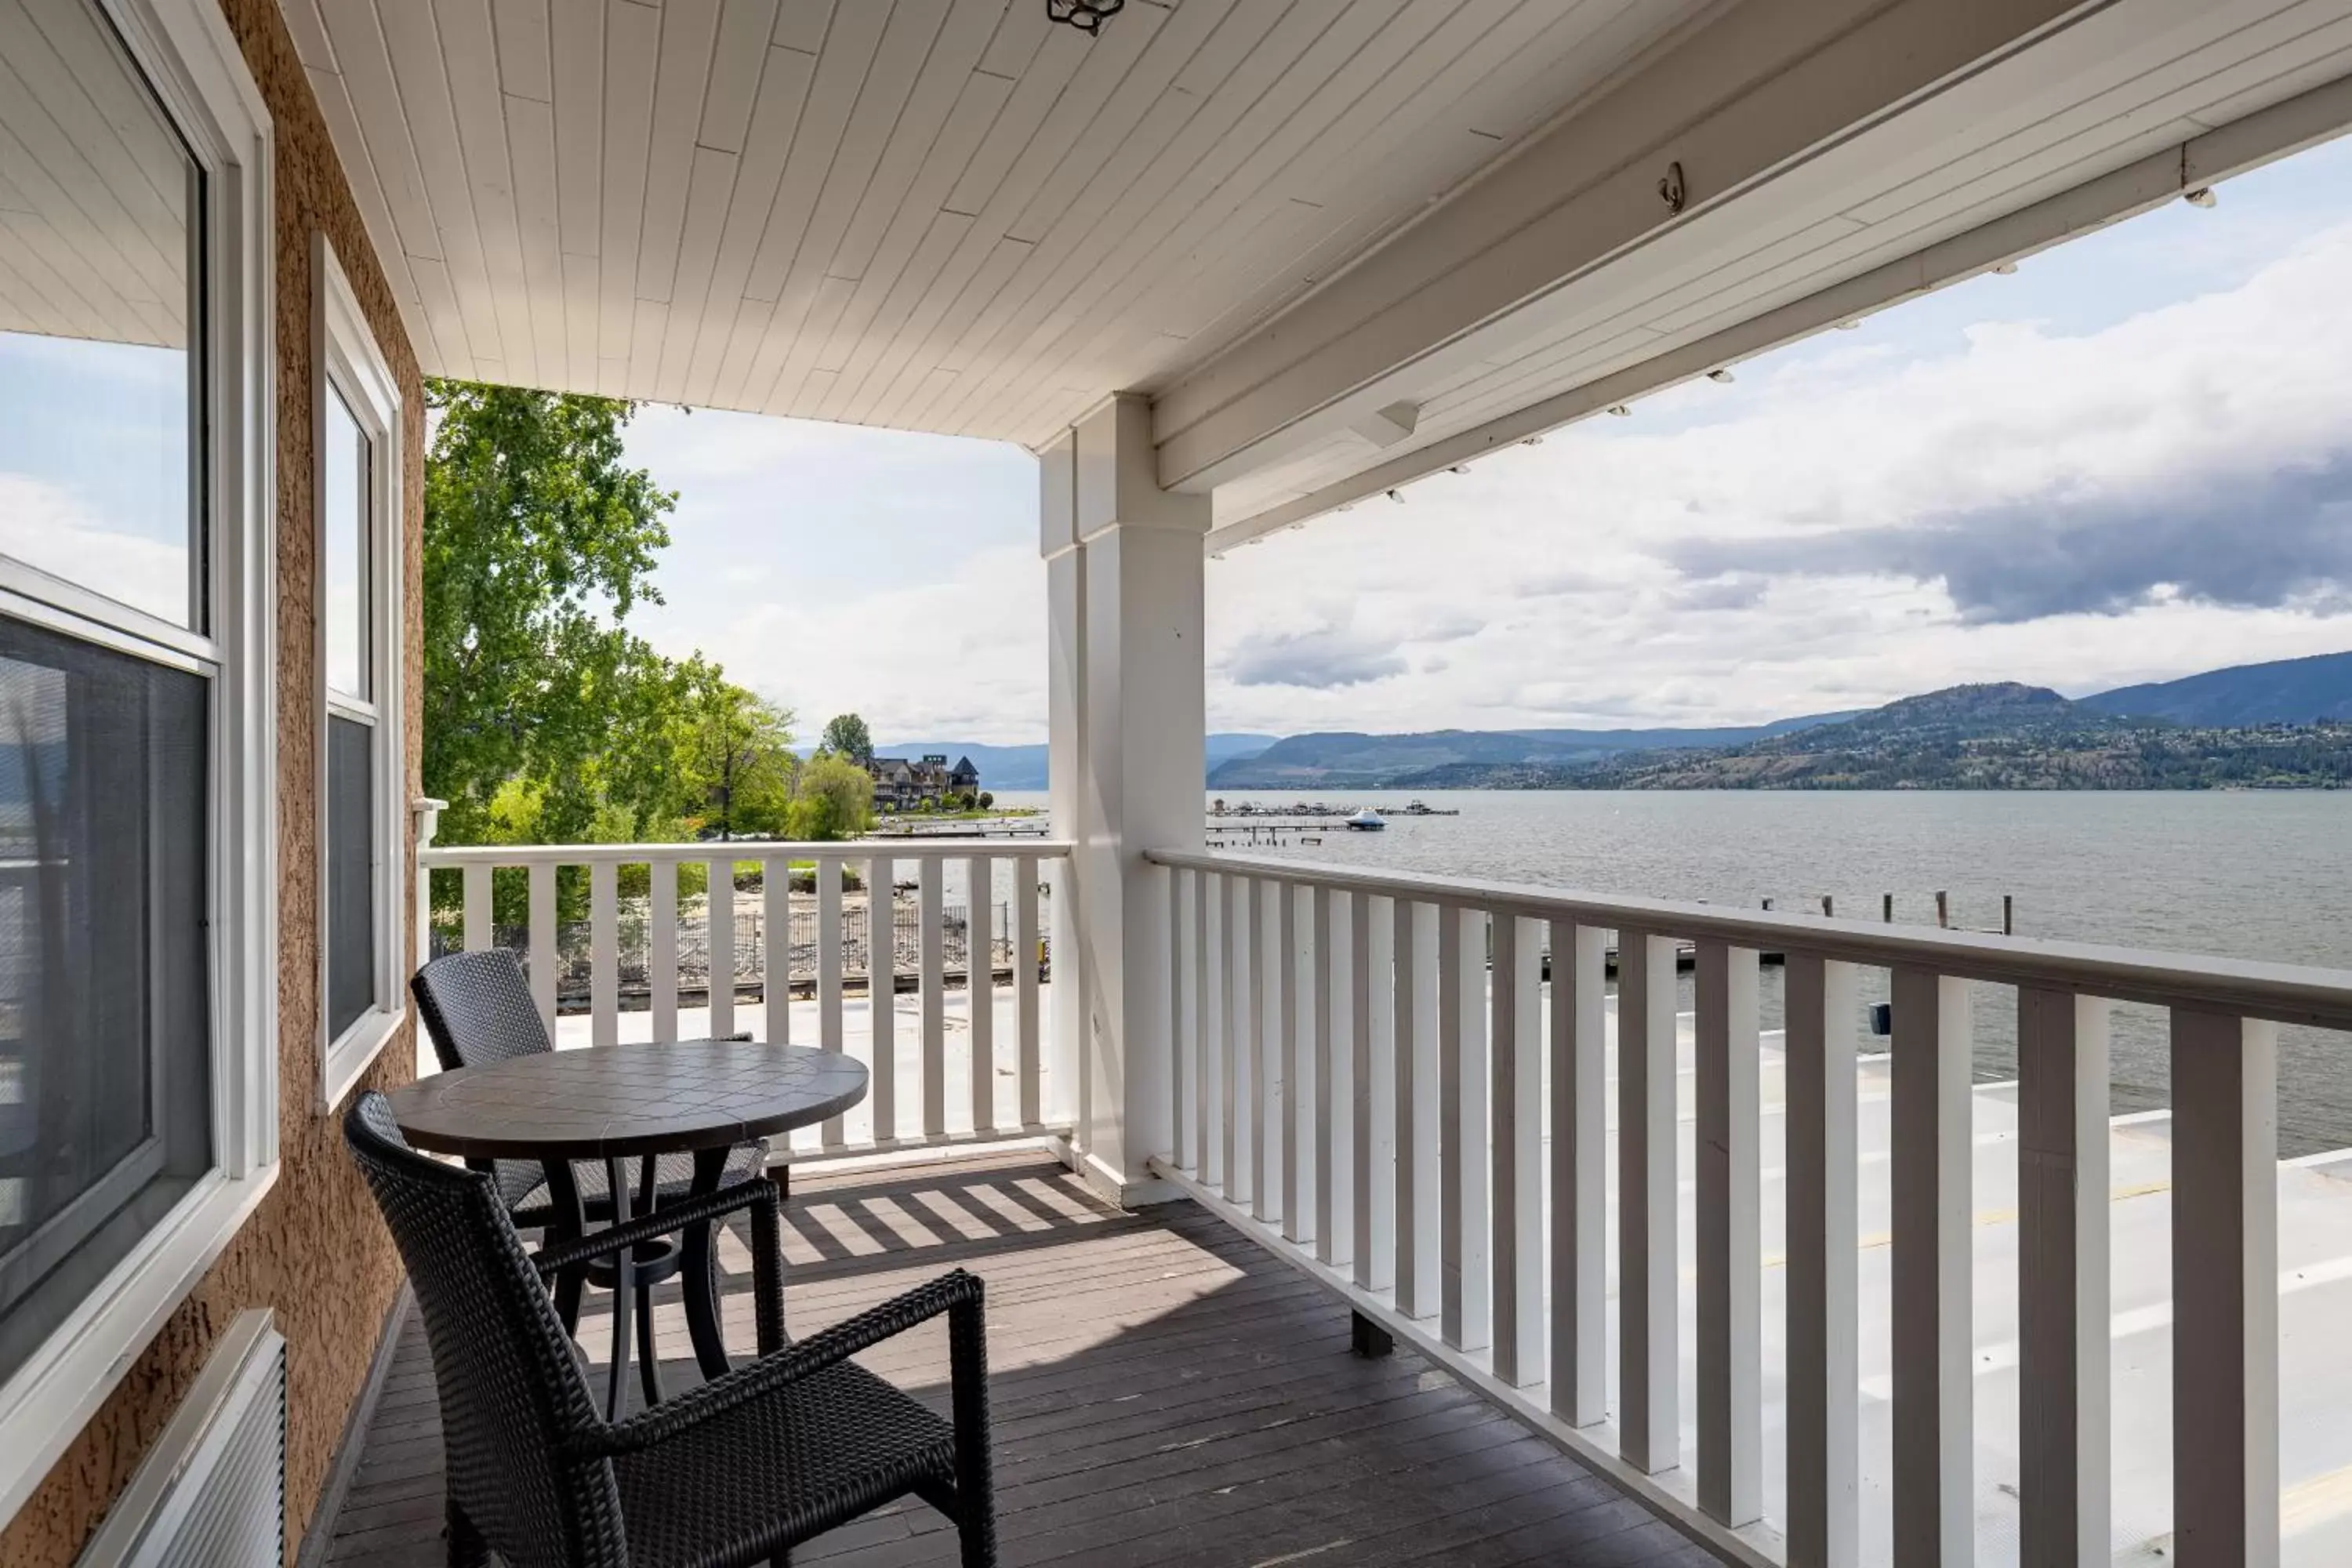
[412,949,772,1234]
[346,1091,996,1568]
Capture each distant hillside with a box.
[871,733,1277,790]
[1436,683,2352,790]
[2080,649,2352,726]
[1208,713,1853,789]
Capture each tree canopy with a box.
[789,753,875,841]
[422,380,805,862]
[818,712,875,767]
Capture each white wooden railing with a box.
[415,837,1072,1159]
[1145,848,2352,1568]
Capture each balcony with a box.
[365,833,2352,1565]
[320,1147,1722,1568]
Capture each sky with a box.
[503,133,2352,741]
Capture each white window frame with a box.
[314,234,405,1111]
[0,0,278,1526]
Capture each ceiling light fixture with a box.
[1606,405,1631,417]
[1448,464,1469,474]
[1387,488,1405,503]
[1993,261,2018,274]
[2185,187,2217,208]
[1834,319,1860,330]
[1046,0,1124,35]
[1708,368,1734,383]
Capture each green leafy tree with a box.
[422,381,681,845]
[818,712,874,767]
[788,753,875,841]
[684,673,799,840]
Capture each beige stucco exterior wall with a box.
[0,0,426,1560]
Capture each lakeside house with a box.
[866,753,982,810]
[9,3,2352,1566]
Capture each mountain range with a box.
[872,649,2352,791]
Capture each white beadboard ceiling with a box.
[0,0,191,349]
[282,0,1713,432]
[280,0,2352,535]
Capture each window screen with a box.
[0,615,211,1388]
[326,713,375,1041]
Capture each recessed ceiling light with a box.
[1448,464,1469,474]
[1993,261,2018,274]
[1834,319,1860,330]
[1708,368,1734,383]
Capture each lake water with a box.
[1009,789,2352,1156]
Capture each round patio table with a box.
[380,1040,867,1418]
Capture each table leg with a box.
[604,1156,633,1421]
[543,1160,586,1336]
[682,1145,732,1379]
[634,1156,664,1410]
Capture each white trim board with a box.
[314,229,408,1113]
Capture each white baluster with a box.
[1889,967,1973,1565]
[869,855,896,1142]
[706,858,735,1040]
[1784,952,1860,1568]
[1015,855,1040,1128]
[462,862,490,953]
[1695,940,1762,1526]
[1354,891,1394,1294]
[528,861,557,1037]
[1490,912,1542,1386]
[1618,929,1677,1472]
[817,861,843,1069]
[969,854,995,1134]
[1226,874,1254,1205]
[763,857,789,1045]
[1173,867,1197,1172]
[1200,871,1224,1187]
[1439,905,1490,1353]
[1280,880,1308,1243]
[1549,921,1606,1426]
[2018,988,2111,1567]
[650,858,678,1044]
[590,861,618,1049]
[1315,886,1351,1269]
[2170,1007,2278,1566]
[1254,878,1283,1227]
[1396,900,1439,1319]
[920,858,946,1138]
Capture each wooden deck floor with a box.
[321,1150,1726,1567]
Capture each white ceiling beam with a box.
[1203,65,2352,555]
[1152,0,2118,494]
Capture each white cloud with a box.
[615,141,2352,742]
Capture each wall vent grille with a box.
[77,1310,285,1568]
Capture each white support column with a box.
[1041,395,1208,1204]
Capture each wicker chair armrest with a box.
[567,1269,985,1458]
[532,1177,775,1277]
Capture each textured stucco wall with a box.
[0,0,426,1561]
